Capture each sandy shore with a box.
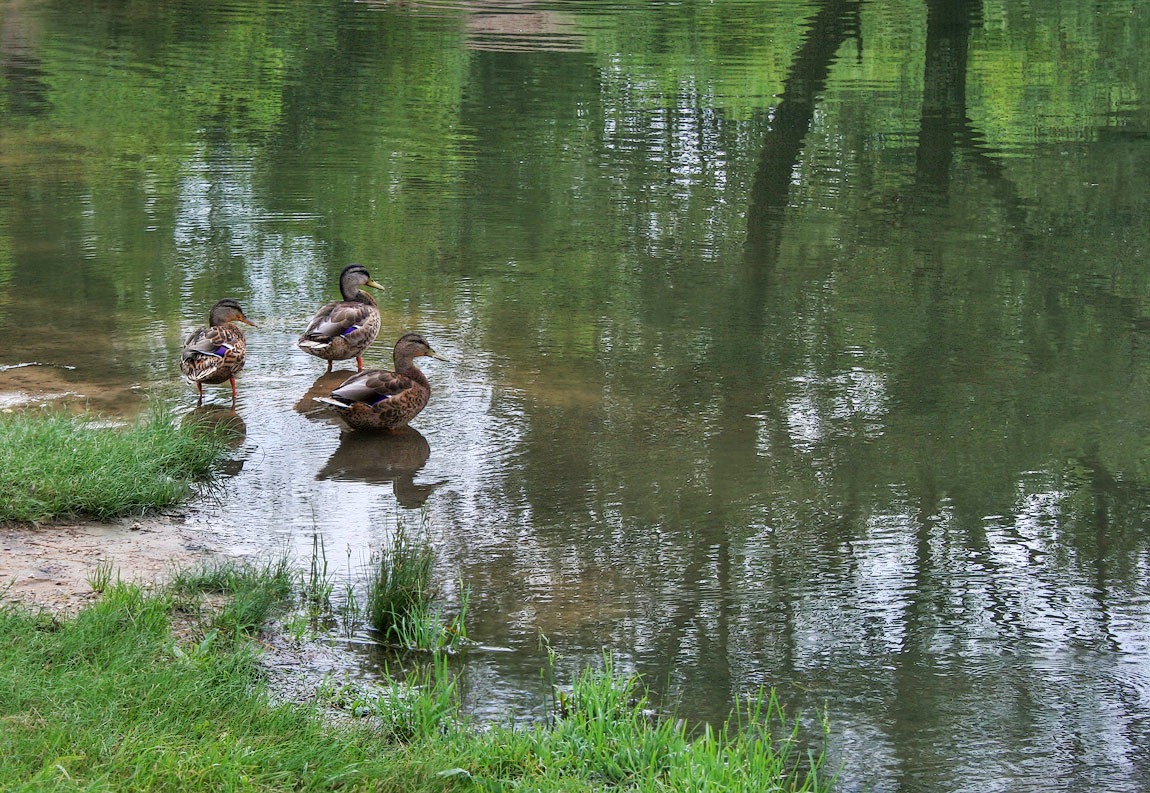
[0,515,223,615]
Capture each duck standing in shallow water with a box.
[297,263,385,372]
[315,333,447,431]
[180,298,256,407]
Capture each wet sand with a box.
[0,515,222,615]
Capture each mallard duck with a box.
[180,298,256,406]
[314,333,447,431]
[297,264,385,372]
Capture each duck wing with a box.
[328,369,414,406]
[300,300,375,343]
[181,326,245,382]
[182,326,240,360]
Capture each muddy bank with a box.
[0,515,224,615]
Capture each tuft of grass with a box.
[0,404,234,523]
[364,520,468,652]
[86,558,118,593]
[338,544,363,634]
[319,654,461,742]
[389,583,469,653]
[374,654,462,741]
[168,556,294,639]
[302,532,335,616]
[366,520,435,640]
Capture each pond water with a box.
[2,0,1149,790]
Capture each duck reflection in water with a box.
[293,371,353,421]
[317,426,442,508]
[183,405,247,477]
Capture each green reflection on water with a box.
[1,0,1149,790]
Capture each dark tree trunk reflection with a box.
[744,0,862,267]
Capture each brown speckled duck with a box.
[180,299,256,406]
[297,264,385,372]
[314,333,447,431]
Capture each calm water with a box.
[2,0,1150,790]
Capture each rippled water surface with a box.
[2,0,1149,790]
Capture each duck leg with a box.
[229,377,238,407]
[196,381,204,407]
[356,355,364,371]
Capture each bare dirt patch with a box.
[0,515,222,616]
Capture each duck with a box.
[180,298,256,407]
[314,332,447,431]
[297,263,385,372]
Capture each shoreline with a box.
[0,515,224,615]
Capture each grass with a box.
[0,404,234,523]
[0,562,833,792]
[167,556,294,639]
[365,519,469,652]
[319,654,462,742]
[85,559,118,594]
[303,532,335,615]
[0,572,388,791]
[454,656,830,792]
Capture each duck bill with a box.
[366,278,385,291]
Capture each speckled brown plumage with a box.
[297,264,385,372]
[180,299,256,406]
[315,333,447,431]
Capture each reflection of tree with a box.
[733,4,1141,772]
[638,0,870,722]
[0,0,50,116]
[912,0,1030,238]
[744,0,862,267]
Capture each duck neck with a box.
[347,288,376,306]
[393,356,429,387]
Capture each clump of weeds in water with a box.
[285,533,365,640]
[365,517,469,653]
[338,544,363,635]
[302,532,335,617]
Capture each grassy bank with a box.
[0,405,233,522]
[0,562,833,792]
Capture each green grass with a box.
[0,562,833,792]
[365,520,470,652]
[0,573,389,791]
[168,556,294,639]
[341,651,830,791]
[450,657,829,792]
[0,405,234,523]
